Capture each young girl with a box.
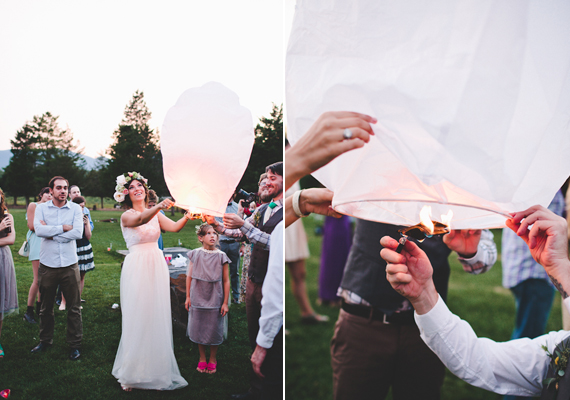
[0,188,17,358]
[185,223,230,374]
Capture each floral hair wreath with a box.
[113,171,149,203]
[195,222,217,236]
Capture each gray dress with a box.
[0,230,18,320]
[186,248,230,345]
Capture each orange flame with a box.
[419,206,434,235]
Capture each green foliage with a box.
[238,104,283,192]
[1,112,85,203]
[285,219,563,400]
[103,91,168,197]
[1,209,252,399]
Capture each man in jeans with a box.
[31,176,84,360]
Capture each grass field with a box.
[0,209,252,400]
[285,216,563,400]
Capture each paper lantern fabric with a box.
[161,82,254,217]
[286,0,570,229]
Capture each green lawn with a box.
[0,209,251,400]
[285,216,563,400]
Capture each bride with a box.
[111,172,190,391]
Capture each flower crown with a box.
[113,171,149,203]
[195,222,217,236]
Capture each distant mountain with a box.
[0,149,105,171]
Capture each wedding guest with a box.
[23,187,51,324]
[250,220,284,399]
[112,171,189,391]
[318,215,352,308]
[331,221,496,400]
[31,176,84,360]
[57,184,93,308]
[0,188,17,358]
[211,162,283,400]
[216,194,242,304]
[71,196,94,301]
[285,181,328,323]
[185,223,230,375]
[239,174,268,304]
[381,205,570,398]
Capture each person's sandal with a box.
[197,361,207,373]
[207,362,217,374]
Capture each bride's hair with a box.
[123,179,149,209]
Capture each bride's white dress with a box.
[112,209,187,390]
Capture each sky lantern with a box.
[286,0,570,229]
[161,82,254,216]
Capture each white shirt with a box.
[256,221,284,349]
[34,200,84,268]
[416,295,570,396]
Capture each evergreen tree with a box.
[238,103,283,192]
[103,91,168,197]
[1,112,85,204]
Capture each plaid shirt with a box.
[501,190,566,289]
[215,199,283,251]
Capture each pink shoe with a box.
[207,362,217,374]
[197,361,207,373]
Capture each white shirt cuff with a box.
[414,294,452,335]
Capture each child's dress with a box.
[187,248,230,345]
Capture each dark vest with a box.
[541,336,570,400]
[340,219,452,315]
[248,204,283,284]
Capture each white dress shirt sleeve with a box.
[415,295,570,396]
[256,221,284,349]
[53,203,83,242]
[34,203,64,238]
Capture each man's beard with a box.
[260,192,272,203]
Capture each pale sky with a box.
[0,0,284,158]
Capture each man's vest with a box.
[541,336,570,399]
[248,204,283,284]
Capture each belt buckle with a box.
[382,313,390,324]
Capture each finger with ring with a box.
[343,128,353,140]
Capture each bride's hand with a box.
[158,199,174,210]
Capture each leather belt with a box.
[341,299,415,325]
[220,239,236,243]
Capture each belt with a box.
[220,239,236,243]
[341,299,415,325]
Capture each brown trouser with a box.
[246,278,264,393]
[38,263,83,348]
[331,309,445,400]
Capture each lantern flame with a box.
[419,206,434,234]
[441,209,453,226]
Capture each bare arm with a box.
[26,203,37,231]
[284,188,342,228]
[185,260,193,311]
[157,212,190,233]
[121,199,174,228]
[221,262,230,316]
[0,214,16,246]
[83,215,92,240]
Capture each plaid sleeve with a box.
[459,229,497,275]
[215,212,258,239]
[239,220,271,250]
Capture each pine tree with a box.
[238,103,283,192]
[103,91,168,197]
[1,112,85,204]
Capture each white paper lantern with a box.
[161,82,254,216]
[286,0,570,229]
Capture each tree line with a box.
[0,91,282,208]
